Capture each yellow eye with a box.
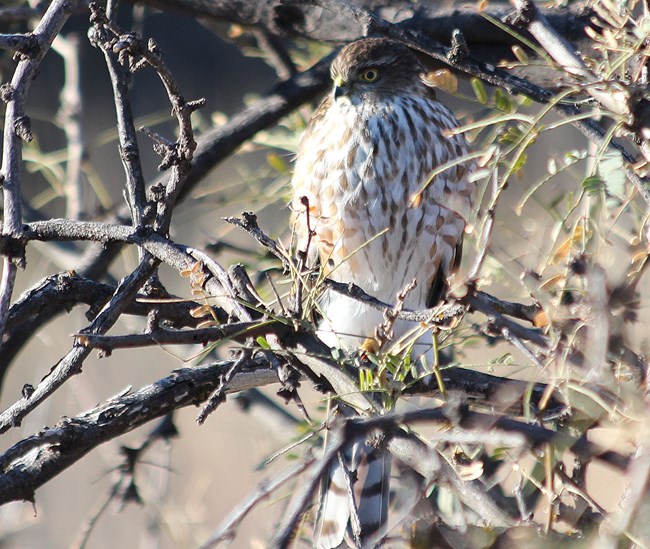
[359,68,379,82]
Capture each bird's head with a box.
[330,38,426,104]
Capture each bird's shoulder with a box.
[302,94,335,138]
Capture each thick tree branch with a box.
[131,0,593,53]
[0,356,278,504]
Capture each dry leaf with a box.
[533,310,549,328]
[552,225,583,263]
[190,305,213,318]
[421,69,458,94]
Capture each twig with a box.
[71,413,178,549]
[290,196,315,317]
[0,241,125,380]
[76,320,279,351]
[467,207,495,282]
[271,423,349,546]
[6,271,202,328]
[172,55,332,203]
[511,0,627,113]
[360,406,628,469]
[71,475,122,549]
[88,4,148,228]
[500,326,545,368]
[224,212,290,270]
[21,219,254,321]
[386,432,516,529]
[197,351,252,424]
[0,33,40,56]
[187,248,254,321]
[253,27,297,79]
[555,467,606,518]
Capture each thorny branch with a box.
[88,3,148,228]
[0,356,279,505]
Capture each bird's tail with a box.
[315,437,391,548]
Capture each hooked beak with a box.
[333,75,349,100]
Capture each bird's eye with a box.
[359,68,379,82]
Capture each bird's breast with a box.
[292,95,472,306]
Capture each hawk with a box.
[290,38,475,547]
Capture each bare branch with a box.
[7,271,204,329]
[0,357,278,504]
[0,33,40,56]
[77,319,284,351]
[0,255,159,434]
[0,0,80,341]
[88,4,149,227]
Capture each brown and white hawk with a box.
[290,37,475,548]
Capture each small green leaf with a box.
[581,175,604,196]
[471,77,488,104]
[499,125,524,145]
[494,88,514,113]
[511,152,528,174]
[359,368,374,391]
[256,336,271,349]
